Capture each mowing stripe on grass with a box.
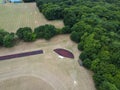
[0,50,43,60]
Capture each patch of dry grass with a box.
[0,3,64,32]
[0,35,96,90]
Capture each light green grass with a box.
[0,3,64,32]
[0,0,3,3]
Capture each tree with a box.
[70,31,80,43]
[23,32,36,42]
[83,33,101,55]
[71,21,92,36]
[91,58,100,72]
[99,81,118,90]
[78,42,84,51]
[16,27,32,39]
[3,33,15,47]
[34,24,57,40]
[0,29,9,45]
[61,26,71,34]
[79,51,88,61]
[63,9,77,27]
[42,4,63,20]
[83,58,92,69]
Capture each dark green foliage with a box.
[79,51,88,61]
[70,31,80,43]
[3,33,15,47]
[83,58,92,69]
[78,42,84,51]
[16,27,37,42]
[0,29,9,46]
[34,24,57,40]
[63,10,77,27]
[99,81,119,90]
[42,4,63,20]
[61,26,71,34]
[23,32,36,42]
[16,27,32,39]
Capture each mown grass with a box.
[0,3,64,32]
[0,0,3,3]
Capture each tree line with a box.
[0,24,57,47]
[35,0,120,90]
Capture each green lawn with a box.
[0,0,3,3]
[0,3,64,32]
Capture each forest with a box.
[35,0,120,90]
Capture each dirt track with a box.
[0,35,96,90]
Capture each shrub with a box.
[34,24,57,40]
[83,58,92,69]
[0,29,9,46]
[16,27,32,39]
[61,26,71,34]
[42,4,63,20]
[78,42,84,51]
[23,32,36,42]
[3,33,15,47]
[99,81,119,90]
[70,31,80,43]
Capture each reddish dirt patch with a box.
[0,50,43,60]
[54,48,74,59]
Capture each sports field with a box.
[0,3,64,32]
[0,35,96,90]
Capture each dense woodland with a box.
[35,0,120,90]
[0,0,120,90]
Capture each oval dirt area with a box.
[0,76,54,90]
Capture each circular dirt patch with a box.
[0,76,54,90]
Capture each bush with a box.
[3,33,15,47]
[34,24,57,40]
[42,4,63,20]
[83,58,92,69]
[79,51,88,61]
[61,26,71,34]
[70,31,80,43]
[34,25,45,39]
[99,81,119,90]
[23,32,36,42]
[0,29,9,45]
[78,42,84,51]
[16,27,32,39]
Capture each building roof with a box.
[10,0,22,3]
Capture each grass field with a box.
[0,0,3,3]
[0,3,64,32]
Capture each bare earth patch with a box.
[0,35,96,90]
